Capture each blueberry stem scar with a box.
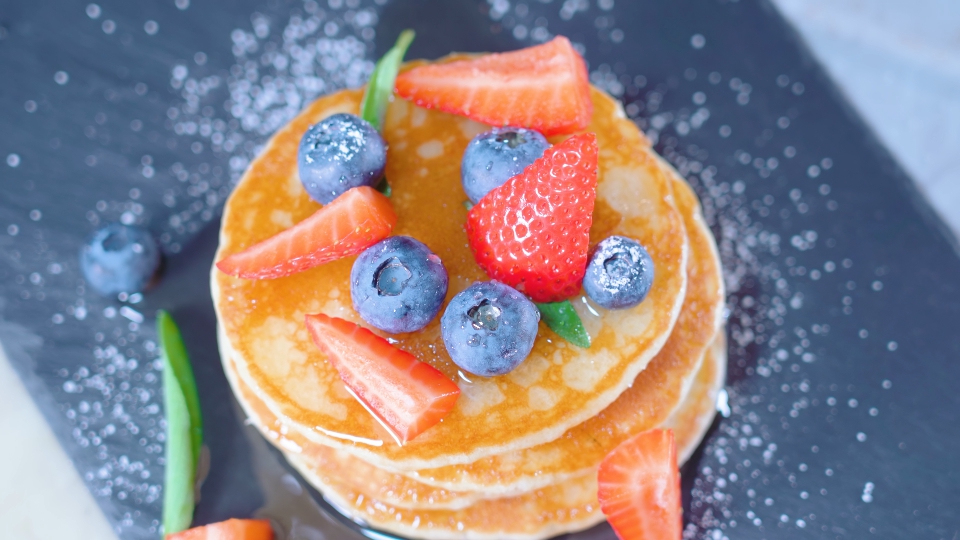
[468,299,502,331]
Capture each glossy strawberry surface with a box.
[166,519,274,540]
[305,313,460,444]
[216,186,395,280]
[598,429,682,540]
[395,36,592,136]
[466,133,598,303]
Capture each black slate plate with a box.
[2,0,959,539]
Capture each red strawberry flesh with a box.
[304,313,460,444]
[597,429,682,540]
[166,519,274,540]
[216,186,396,280]
[395,36,592,136]
[466,133,599,303]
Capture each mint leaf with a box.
[360,29,415,131]
[536,300,591,348]
[158,310,203,464]
[161,336,195,534]
[158,310,202,534]
[375,177,392,198]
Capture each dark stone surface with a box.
[1,0,958,538]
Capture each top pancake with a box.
[400,170,724,492]
[212,60,688,470]
[219,170,724,502]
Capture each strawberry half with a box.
[395,36,592,136]
[305,313,460,444]
[217,186,395,280]
[597,429,682,540]
[166,519,274,540]
[466,133,598,303]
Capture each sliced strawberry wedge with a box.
[305,313,460,444]
[166,518,274,540]
[466,133,598,303]
[597,429,682,540]
[395,36,592,136]
[216,186,396,280]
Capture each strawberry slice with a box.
[166,518,273,540]
[395,36,592,136]
[466,133,598,303]
[217,186,396,280]
[304,313,460,444]
[597,429,682,540]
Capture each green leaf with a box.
[158,310,203,464]
[375,177,392,198]
[463,200,474,211]
[162,345,195,535]
[536,300,591,348]
[360,29,415,131]
[158,310,202,535]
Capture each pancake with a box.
[225,347,495,510]
[222,317,725,516]
[669,332,726,465]
[212,63,689,470]
[396,169,725,493]
[217,155,722,505]
[283,333,726,540]
[669,332,724,465]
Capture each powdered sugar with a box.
[482,1,894,537]
[0,0,906,536]
[0,1,379,536]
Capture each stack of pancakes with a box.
[212,60,726,539]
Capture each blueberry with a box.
[461,127,549,204]
[80,223,161,296]
[351,236,448,333]
[298,113,387,204]
[441,281,540,376]
[583,235,655,310]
